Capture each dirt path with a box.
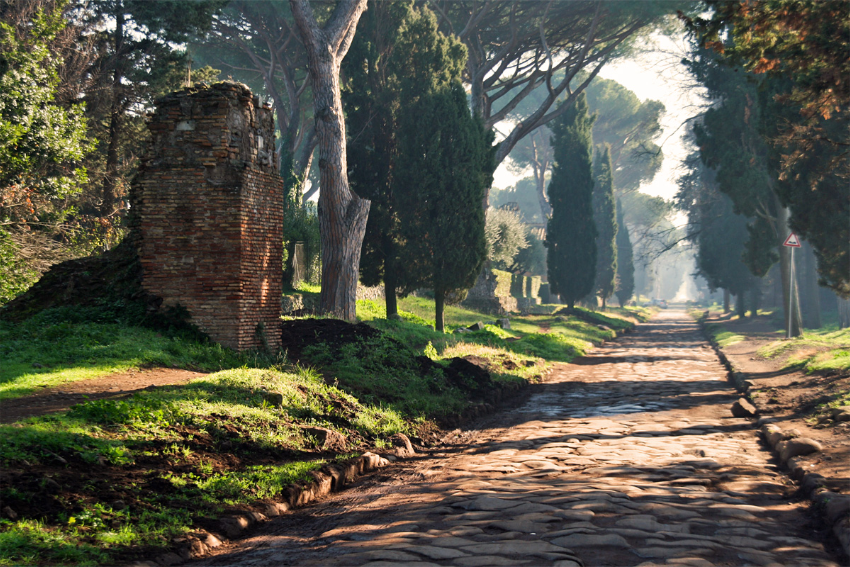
[705,313,850,493]
[0,368,206,424]
[186,310,844,567]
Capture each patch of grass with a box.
[303,333,467,421]
[758,326,850,374]
[0,518,112,566]
[0,308,282,401]
[0,364,410,565]
[704,323,746,348]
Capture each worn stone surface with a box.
[189,310,841,567]
[731,398,758,418]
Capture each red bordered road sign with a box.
[783,232,801,247]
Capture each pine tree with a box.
[592,145,617,308]
[614,199,635,307]
[546,93,596,310]
[343,1,466,318]
[396,83,493,332]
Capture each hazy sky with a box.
[493,30,707,206]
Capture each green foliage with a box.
[485,207,528,270]
[396,83,493,331]
[344,0,467,314]
[614,200,635,307]
[584,76,665,194]
[512,231,547,277]
[591,145,617,305]
[0,229,39,304]
[283,201,321,285]
[0,1,89,225]
[489,178,545,224]
[546,93,596,309]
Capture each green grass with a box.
[704,323,746,348]
[0,307,278,401]
[758,326,850,374]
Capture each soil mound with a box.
[280,318,383,360]
[0,240,149,323]
[280,318,499,403]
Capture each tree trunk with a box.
[568,298,575,310]
[384,252,398,318]
[290,0,369,321]
[435,287,445,332]
[802,242,822,329]
[777,206,802,337]
[750,285,760,318]
[601,296,606,310]
[735,293,746,318]
[101,9,124,219]
[723,289,731,314]
[838,297,850,329]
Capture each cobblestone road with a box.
[195,310,842,567]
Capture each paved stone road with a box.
[195,310,842,567]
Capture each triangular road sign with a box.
[783,232,801,247]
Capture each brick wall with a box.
[132,82,283,351]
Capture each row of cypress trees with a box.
[546,93,635,309]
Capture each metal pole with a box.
[787,246,794,339]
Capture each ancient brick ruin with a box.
[132,82,283,351]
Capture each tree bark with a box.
[750,285,760,318]
[735,293,746,318]
[289,0,369,321]
[723,289,731,314]
[435,287,445,332]
[802,242,822,329]
[101,8,124,219]
[384,251,398,319]
[838,296,850,329]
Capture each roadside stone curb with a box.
[697,311,850,558]
[126,450,394,567]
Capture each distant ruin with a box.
[131,82,283,351]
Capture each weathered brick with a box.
[131,82,283,351]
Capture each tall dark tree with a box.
[546,93,596,310]
[396,83,493,332]
[687,45,802,335]
[592,145,617,308]
[687,3,849,297]
[85,0,224,219]
[614,199,634,307]
[676,152,763,318]
[343,0,465,318]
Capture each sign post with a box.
[783,232,801,338]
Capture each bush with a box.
[485,207,528,269]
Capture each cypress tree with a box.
[546,93,597,310]
[396,83,493,331]
[343,2,466,318]
[592,145,618,308]
[614,199,635,307]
